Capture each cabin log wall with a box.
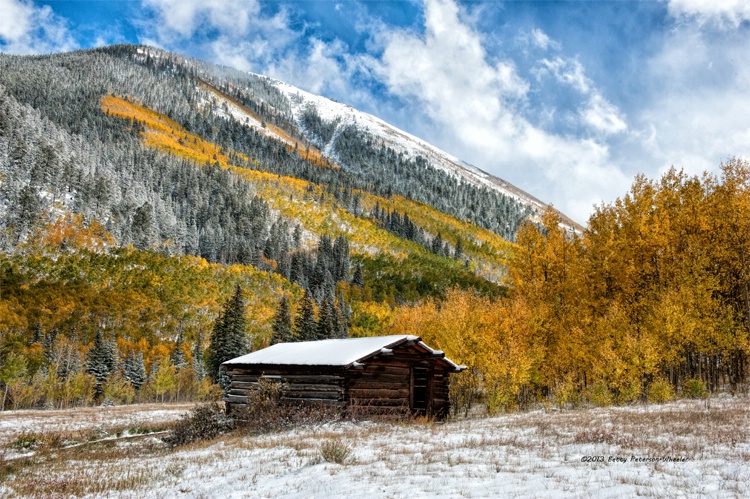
[224,341,458,418]
[224,367,346,411]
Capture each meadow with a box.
[1,396,748,497]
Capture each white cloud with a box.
[538,57,590,93]
[631,22,750,177]
[535,56,627,136]
[139,0,360,101]
[582,93,628,136]
[0,0,76,54]
[364,0,627,223]
[668,0,750,28]
[140,0,261,40]
[371,0,527,129]
[266,38,352,96]
[530,28,558,51]
[139,0,298,74]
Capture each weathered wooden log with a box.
[347,388,409,399]
[347,397,409,407]
[347,372,410,383]
[357,365,411,375]
[284,390,342,400]
[228,367,344,376]
[229,374,344,383]
[279,397,345,407]
[348,380,409,390]
[231,381,342,390]
[286,383,343,391]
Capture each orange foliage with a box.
[390,288,536,412]
[22,213,117,252]
[101,95,236,166]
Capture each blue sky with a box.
[1,0,749,223]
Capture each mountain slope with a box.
[164,46,580,236]
[0,42,508,401]
[273,79,571,226]
[0,45,510,340]
[0,45,554,351]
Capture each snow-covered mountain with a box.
[275,80,553,216]
[191,58,581,232]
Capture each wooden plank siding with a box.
[223,336,461,419]
[223,367,347,411]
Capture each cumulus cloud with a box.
[139,0,366,103]
[668,0,750,28]
[631,20,750,176]
[139,0,297,72]
[140,0,261,40]
[581,94,628,136]
[0,0,77,54]
[365,0,627,223]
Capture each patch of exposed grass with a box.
[320,439,351,465]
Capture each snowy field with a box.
[1,397,749,498]
[0,403,195,447]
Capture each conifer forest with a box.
[0,45,748,413]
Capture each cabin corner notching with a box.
[222,335,465,419]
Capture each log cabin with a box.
[222,335,465,419]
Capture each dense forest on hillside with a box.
[0,45,747,413]
[396,162,750,411]
[0,46,509,410]
[0,45,531,243]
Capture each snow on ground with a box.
[1,397,748,497]
[139,397,750,498]
[0,402,195,446]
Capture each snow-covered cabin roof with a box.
[222,335,464,372]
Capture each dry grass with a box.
[0,397,748,497]
[0,402,195,446]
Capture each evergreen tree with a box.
[332,234,350,282]
[171,325,187,370]
[123,351,147,390]
[192,328,206,381]
[270,295,294,344]
[322,270,336,300]
[336,292,350,338]
[206,284,249,381]
[454,237,464,260]
[30,322,42,345]
[310,254,327,295]
[85,330,115,397]
[352,261,364,288]
[42,328,58,365]
[294,290,317,341]
[431,232,444,255]
[316,295,335,340]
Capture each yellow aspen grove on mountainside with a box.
[390,288,536,413]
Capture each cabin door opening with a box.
[411,365,430,416]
